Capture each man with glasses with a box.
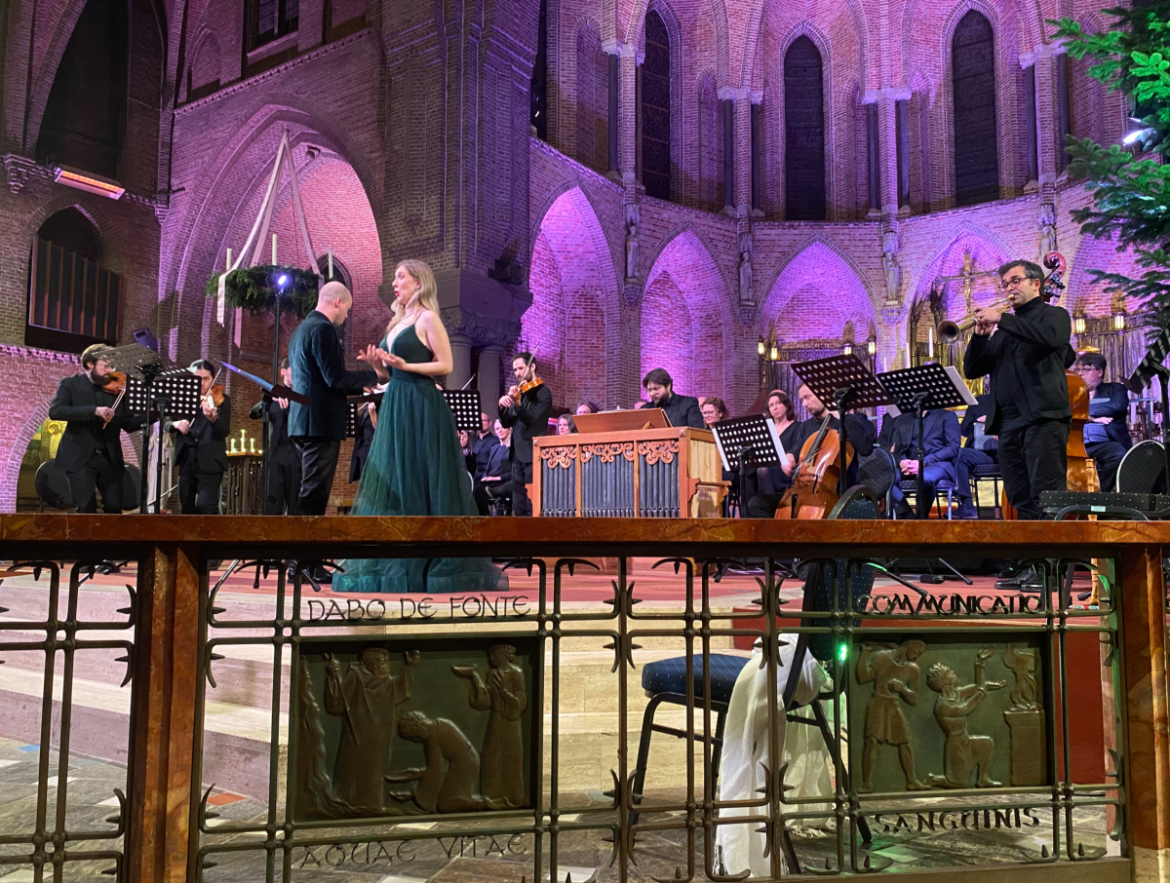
[1073,352,1131,491]
[964,260,1076,527]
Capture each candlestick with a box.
[328,249,333,280]
[249,437,256,454]
[928,328,934,358]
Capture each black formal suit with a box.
[650,392,705,429]
[250,398,300,514]
[48,373,143,513]
[287,310,378,515]
[348,405,377,483]
[965,297,1075,518]
[1085,381,1132,491]
[955,394,997,504]
[499,383,553,516]
[173,394,231,514]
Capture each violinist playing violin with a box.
[170,359,231,514]
[49,344,143,513]
[498,352,552,517]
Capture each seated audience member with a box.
[700,396,730,426]
[556,414,577,435]
[877,406,913,452]
[642,368,705,428]
[888,406,961,518]
[473,420,514,514]
[953,393,996,518]
[1074,352,1131,491]
[575,402,600,416]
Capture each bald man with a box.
[288,282,389,516]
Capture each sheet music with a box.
[944,365,979,406]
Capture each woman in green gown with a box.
[332,260,506,593]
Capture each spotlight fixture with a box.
[276,273,290,289]
[53,165,125,199]
[1123,127,1154,146]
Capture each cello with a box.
[774,416,854,520]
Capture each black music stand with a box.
[126,371,201,514]
[102,343,190,513]
[441,389,482,433]
[711,415,787,512]
[877,364,975,520]
[792,354,894,494]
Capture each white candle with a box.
[328,249,333,280]
[928,328,934,358]
[272,233,277,266]
[226,248,232,272]
[905,342,912,368]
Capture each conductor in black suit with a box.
[249,359,301,514]
[499,352,553,517]
[642,368,705,429]
[288,282,389,515]
[48,344,143,513]
[171,359,232,514]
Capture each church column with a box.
[449,335,473,390]
[478,345,504,419]
[721,87,754,216]
[619,43,640,184]
[608,52,620,174]
[1026,46,1058,192]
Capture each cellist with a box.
[795,383,876,485]
[963,260,1076,522]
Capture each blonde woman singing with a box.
[333,260,506,593]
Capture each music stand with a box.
[441,389,482,433]
[711,415,786,513]
[877,364,975,520]
[101,343,185,513]
[792,354,895,494]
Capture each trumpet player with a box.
[963,260,1076,522]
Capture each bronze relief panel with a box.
[848,633,1050,795]
[290,634,540,821]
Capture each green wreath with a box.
[205,264,320,318]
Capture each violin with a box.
[99,371,128,426]
[774,415,854,520]
[517,376,544,394]
[204,384,226,408]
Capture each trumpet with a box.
[936,297,1011,344]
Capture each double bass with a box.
[774,416,854,520]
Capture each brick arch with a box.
[907,227,1014,323]
[1065,233,1143,320]
[188,28,222,96]
[166,104,381,346]
[0,347,81,513]
[773,21,837,216]
[761,240,877,343]
[524,186,622,408]
[641,228,734,402]
[625,0,730,88]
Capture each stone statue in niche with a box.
[324,648,420,811]
[1039,202,1057,259]
[857,640,929,792]
[625,223,639,280]
[1002,644,1046,785]
[453,643,528,807]
[738,250,753,303]
[385,711,504,812]
[924,649,1006,788]
[882,228,902,305]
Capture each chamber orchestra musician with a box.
[1073,352,1131,492]
[745,390,803,519]
[955,394,996,518]
[887,405,962,519]
[964,260,1076,520]
[249,358,300,514]
[48,344,143,513]
[471,411,499,477]
[499,352,553,517]
[642,368,705,428]
[170,359,231,515]
[797,383,875,482]
[287,281,388,516]
[349,391,378,485]
[473,419,514,514]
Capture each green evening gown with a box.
[331,324,507,593]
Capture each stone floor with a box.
[0,732,1117,882]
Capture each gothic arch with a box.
[762,238,879,320]
[625,0,731,89]
[641,227,735,400]
[525,186,623,407]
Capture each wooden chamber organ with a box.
[532,427,728,518]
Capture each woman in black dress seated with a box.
[745,390,802,518]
